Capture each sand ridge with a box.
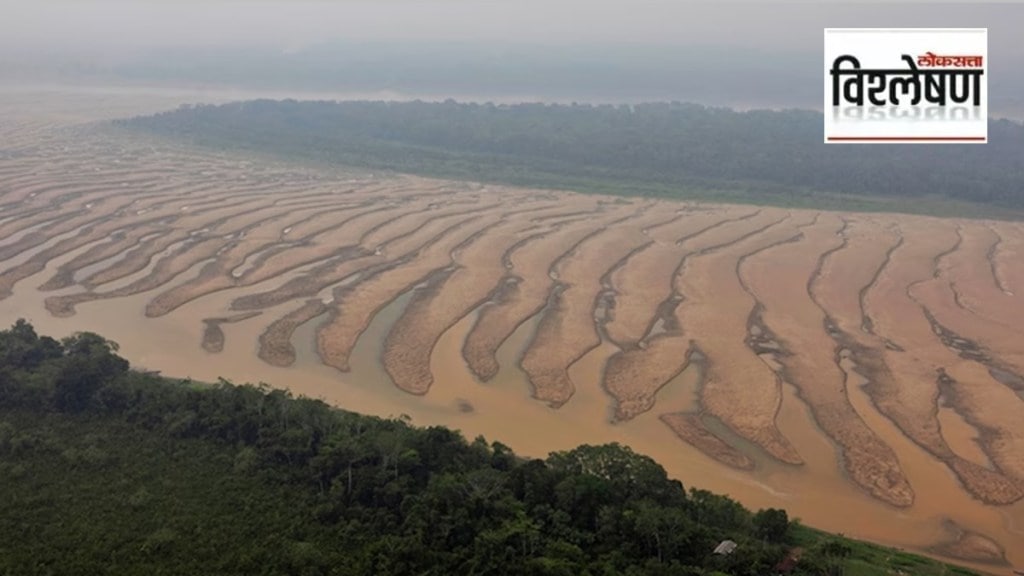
[462,201,638,382]
[382,204,581,395]
[2,93,1023,571]
[863,219,1024,505]
[520,205,679,407]
[601,209,786,423]
[742,213,914,507]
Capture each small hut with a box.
[713,540,737,556]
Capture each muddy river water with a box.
[2,229,1021,574]
[1,89,1022,574]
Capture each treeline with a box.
[116,100,1024,214]
[0,321,974,575]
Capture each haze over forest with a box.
[2,2,1024,115]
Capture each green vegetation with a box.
[115,100,1024,218]
[0,320,982,575]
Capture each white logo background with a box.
[823,28,988,144]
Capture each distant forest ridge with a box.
[116,100,1024,215]
[14,41,1022,115]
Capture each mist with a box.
[1,1,1022,114]
[2,1,1022,52]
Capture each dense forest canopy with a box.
[117,100,1024,215]
[0,321,977,575]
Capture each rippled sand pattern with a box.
[1,92,1023,571]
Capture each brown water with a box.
[7,263,1023,572]
[2,89,1023,574]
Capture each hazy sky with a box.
[1,1,1021,56]
[2,0,1021,114]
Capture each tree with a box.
[0,319,62,370]
[547,443,686,507]
[753,508,790,544]
[53,332,129,413]
[688,488,750,532]
[820,539,852,558]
